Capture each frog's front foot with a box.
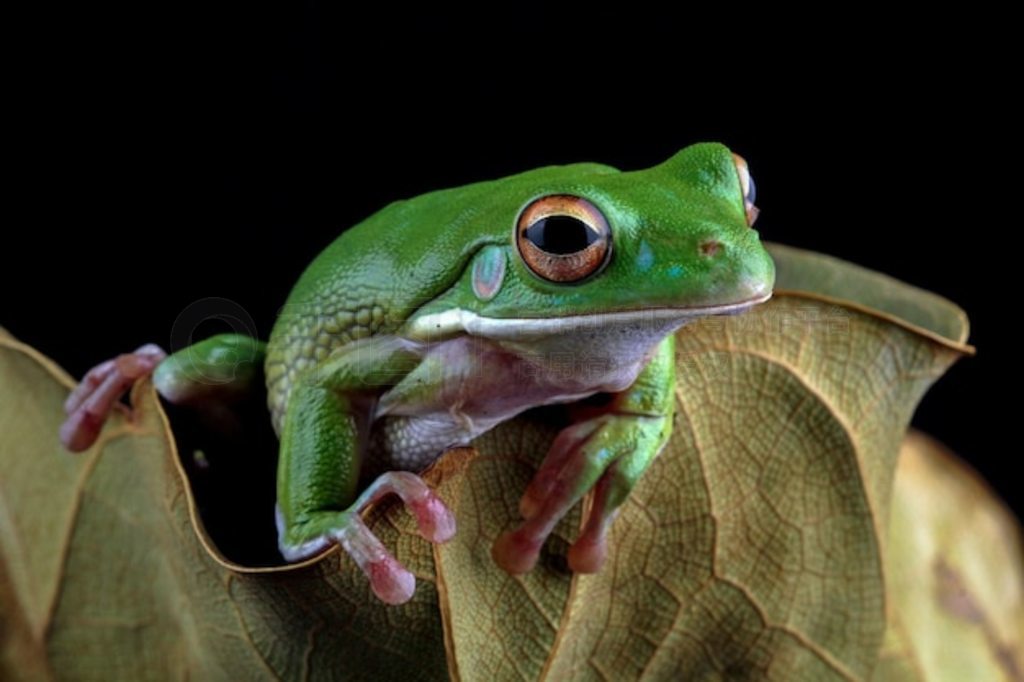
[59,344,167,452]
[492,411,669,576]
[278,471,456,605]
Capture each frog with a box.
[60,143,774,605]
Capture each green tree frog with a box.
[60,143,774,604]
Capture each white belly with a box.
[366,314,689,473]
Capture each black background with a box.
[5,9,1018,518]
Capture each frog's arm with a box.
[60,334,265,451]
[274,337,455,605]
[493,335,675,574]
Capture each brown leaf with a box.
[2,246,1016,681]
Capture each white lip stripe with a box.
[406,293,771,340]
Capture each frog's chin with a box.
[405,292,771,342]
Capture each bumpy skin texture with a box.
[257,143,774,603]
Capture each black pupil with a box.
[523,216,597,254]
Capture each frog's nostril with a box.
[699,240,722,258]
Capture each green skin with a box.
[66,143,774,605]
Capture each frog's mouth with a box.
[407,292,771,341]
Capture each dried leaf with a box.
[2,246,1017,681]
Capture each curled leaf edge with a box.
[0,281,975,576]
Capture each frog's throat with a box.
[404,293,771,341]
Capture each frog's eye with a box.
[515,195,611,283]
[732,153,759,226]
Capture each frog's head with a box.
[407,143,774,342]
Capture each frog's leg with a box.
[275,339,456,605]
[60,334,265,452]
[493,335,675,575]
